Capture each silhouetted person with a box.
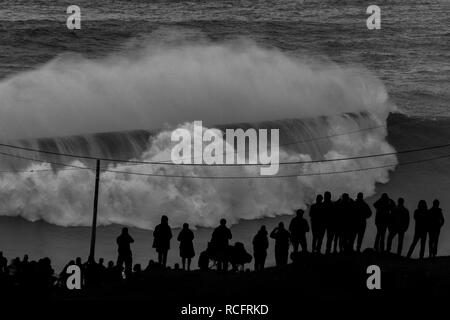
[323,191,338,254]
[0,252,7,274]
[130,264,143,283]
[407,200,429,259]
[374,193,395,252]
[289,209,309,253]
[145,261,157,272]
[310,195,325,253]
[95,258,106,285]
[230,242,252,272]
[105,261,121,283]
[35,257,55,288]
[98,258,106,272]
[8,257,20,277]
[335,193,354,252]
[198,246,210,271]
[84,258,100,287]
[60,260,75,287]
[21,255,29,267]
[428,199,444,258]
[211,218,232,271]
[117,227,134,278]
[387,198,410,255]
[177,223,195,271]
[352,192,372,252]
[75,257,82,269]
[252,226,269,271]
[153,215,172,267]
[73,257,84,286]
[270,222,290,266]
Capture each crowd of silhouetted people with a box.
[0,191,445,290]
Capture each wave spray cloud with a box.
[0,40,397,229]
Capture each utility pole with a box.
[88,159,101,263]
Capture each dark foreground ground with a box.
[3,250,449,318]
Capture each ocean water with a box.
[0,0,449,272]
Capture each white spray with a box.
[0,41,397,229]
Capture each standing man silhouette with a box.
[211,218,232,271]
[387,198,410,255]
[153,215,172,267]
[336,193,354,252]
[323,191,338,254]
[116,227,134,278]
[270,222,291,266]
[252,226,269,271]
[310,195,325,253]
[428,199,444,258]
[289,209,310,254]
[177,223,195,270]
[407,200,429,259]
[352,192,372,252]
[373,193,395,252]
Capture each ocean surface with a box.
[0,0,449,272]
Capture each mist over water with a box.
[0,40,392,139]
[0,40,397,229]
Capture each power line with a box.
[0,145,448,179]
[99,152,450,179]
[1,138,450,166]
[0,168,85,174]
[0,150,93,171]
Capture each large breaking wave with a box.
[0,40,397,229]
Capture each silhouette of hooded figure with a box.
[310,195,325,253]
[428,199,444,258]
[177,223,195,271]
[387,198,410,255]
[407,200,429,259]
[270,222,291,266]
[211,218,232,271]
[289,209,310,254]
[252,226,269,271]
[116,227,134,278]
[373,193,395,252]
[352,192,372,252]
[153,215,172,267]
